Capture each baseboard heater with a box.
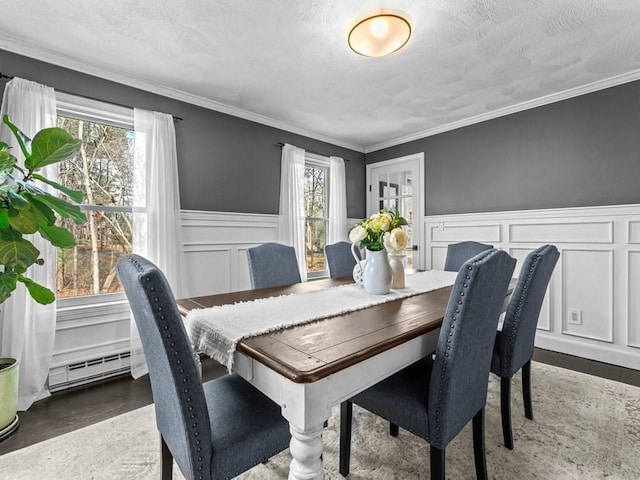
[49,351,131,392]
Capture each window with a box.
[55,93,134,299]
[304,156,329,278]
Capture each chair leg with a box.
[522,360,534,420]
[500,376,514,450]
[339,401,353,476]
[390,422,399,437]
[160,434,173,480]
[472,408,487,480]
[429,445,445,480]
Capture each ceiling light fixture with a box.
[348,11,412,57]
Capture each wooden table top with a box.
[177,276,456,384]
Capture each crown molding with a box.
[3,37,639,157]
[0,37,365,153]
[364,68,640,153]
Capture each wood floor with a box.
[0,349,638,456]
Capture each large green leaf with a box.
[39,224,76,248]
[0,150,17,184]
[0,210,9,229]
[31,173,84,203]
[22,193,56,225]
[18,275,55,305]
[23,191,87,225]
[0,228,40,270]
[8,205,39,234]
[26,128,81,171]
[7,188,28,209]
[2,115,31,160]
[0,271,18,303]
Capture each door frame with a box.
[366,152,425,270]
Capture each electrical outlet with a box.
[568,308,582,326]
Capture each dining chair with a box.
[339,249,516,480]
[443,241,493,272]
[491,244,559,450]
[117,254,291,480]
[246,242,302,289]
[325,241,360,278]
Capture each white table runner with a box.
[185,270,458,371]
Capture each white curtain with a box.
[327,156,348,244]
[131,108,185,378]
[0,78,57,410]
[277,144,307,281]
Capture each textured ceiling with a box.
[1,0,640,151]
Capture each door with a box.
[366,153,425,270]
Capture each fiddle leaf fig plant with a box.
[0,114,86,305]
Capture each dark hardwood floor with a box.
[0,349,638,456]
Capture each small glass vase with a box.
[362,248,392,295]
[388,253,406,289]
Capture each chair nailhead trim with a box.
[504,252,541,373]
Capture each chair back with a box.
[117,254,212,480]
[428,249,516,448]
[444,241,493,272]
[495,244,559,377]
[326,241,360,278]
[247,242,302,289]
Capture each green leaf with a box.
[0,150,16,184]
[0,228,40,270]
[26,127,81,171]
[0,271,18,303]
[22,191,86,225]
[0,210,9,229]
[8,205,39,234]
[31,173,84,203]
[3,115,32,159]
[18,275,55,305]
[22,193,56,225]
[39,224,76,248]
[7,188,28,209]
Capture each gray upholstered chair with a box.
[339,249,516,480]
[246,242,302,289]
[491,244,559,450]
[444,241,493,272]
[325,241,360,279]
[117,254,291,480]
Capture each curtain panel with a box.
[327,156,347,244]
[277,144,307,281]
[131,108,185,378]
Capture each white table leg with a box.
[288,423,325,480]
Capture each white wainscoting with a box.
[425,204,640,371]
[182,210,281,295]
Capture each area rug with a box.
[1,362,638,479]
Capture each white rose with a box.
[349,224,367,244]
[383,228,407,253]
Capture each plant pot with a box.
[0,357,20,441]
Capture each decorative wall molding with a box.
[425,203,640,370]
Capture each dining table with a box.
[177,271,514,480]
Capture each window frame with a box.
[304,154,330,279]
[55,92,135,309]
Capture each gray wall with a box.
[366,80,640,215]
[0,49,367,218]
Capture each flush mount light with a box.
[348,11,412,57]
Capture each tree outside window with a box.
[55,116,133,297]
[304,163,328,276]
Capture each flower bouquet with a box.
[349,209,408,293]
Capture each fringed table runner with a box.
[185,270,458,371]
